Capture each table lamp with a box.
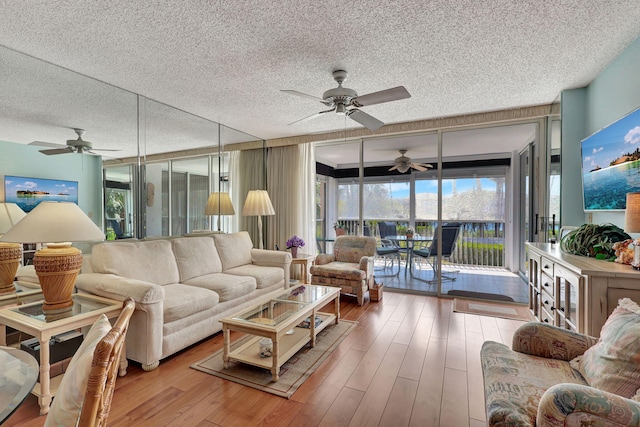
[242,190,275,249]
[205,192,235,232]
[625,192,640,269]
[0,201,104,311]
[0,203,27,295]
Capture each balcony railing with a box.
[328,219,505,268]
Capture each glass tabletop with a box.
[274,284,334,304]
[231,299,308,327]
[9,293,117,323]
[0,347,39,423]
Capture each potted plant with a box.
[286,235,305,258]
[334,221,348,236]
[405,227,414,239]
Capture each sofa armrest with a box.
[75,273,164,304]
[538,383,640,426]
[314,254,335,265]
[512,322,598,361]
[251,248,292,267]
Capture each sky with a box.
[581,107,640,172]
[4,175,78,196]
[388,178,500,199]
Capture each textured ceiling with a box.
[0,1,639,159]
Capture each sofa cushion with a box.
[571,298,640,399]
[162,284,220,323]
[213,231,253,270]
[183,273,257,302]
[91,240,180,286]
[310,262,365,281]
[171,237,223,282]
[481,340,587,427]
[224,264,284,289]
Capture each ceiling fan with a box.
[389,150,433,173]
[29,128,120,156]
[281,69,411,131]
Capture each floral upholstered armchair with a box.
[481,298,640,427]
[310,235,376,305]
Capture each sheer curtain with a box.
[232,148,266,246]
[266,143,315,253]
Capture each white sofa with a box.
[75,231,291,371]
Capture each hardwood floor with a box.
[6,291,526,427]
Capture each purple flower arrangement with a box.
[286,235,305,248]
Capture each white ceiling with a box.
[0,1,638,161]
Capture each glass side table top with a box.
[8,293,118,324]
[0,347,39,423]
[274,284,334,304]
[231,299,308,327]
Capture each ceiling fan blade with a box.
[89,148,120,152]
[348,109,384,131]
[39,147,74,155]
[281,90,326,103]
[29,141,65,148]
[288,108,334,126]
[411,164,427,172]
[352,86,411,107]
[388,165,398,171]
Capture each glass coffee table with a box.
[220,284,340,381]
[0,293,123,415]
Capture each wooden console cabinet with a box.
[527,242,640,337]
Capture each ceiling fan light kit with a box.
[282,69,411,131]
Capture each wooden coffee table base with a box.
[221,287,340,381]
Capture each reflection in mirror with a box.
[104,165,135,239]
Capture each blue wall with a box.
[0,140,103,227]
[562,36,640,227]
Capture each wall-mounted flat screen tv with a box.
[4,175,78,212]
[581,107,640,211]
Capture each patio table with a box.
[384,235,432,276]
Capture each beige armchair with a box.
[310,235,376,305]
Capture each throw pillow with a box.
[44,314,112,427]
[570,298,640,398]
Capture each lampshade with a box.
[0,202,27,234]
[242,190,275,217]
[0,201,104,243]
[205,192,236,216]
[242,190,275,250]
[0,201,104,311]
[0,203,26,295]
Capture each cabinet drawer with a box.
[540,307,554,325]
[540,256,554,277]
[540,289,555,315]
[540,272,554,297]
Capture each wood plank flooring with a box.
[6,292,526,427]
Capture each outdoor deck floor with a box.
[373,259,529,303]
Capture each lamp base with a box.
[34,243,83,311]
[0,243,22,295]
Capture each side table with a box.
[291,253,315,284]
[0,293,124,415]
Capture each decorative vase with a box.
[335,228,346,236]
[291,246,298,258]
[406,233,414,239]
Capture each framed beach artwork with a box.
[581,107,640,211]
[4,175,78,212]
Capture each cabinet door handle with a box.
[560,307,565,312]
[550,306,555,311]
[543,319,549,323]
[543,282,549,287]
[543,264,550,269]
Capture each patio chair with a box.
[364,224,400,277]
[412,223,461,281]
[309,235,376,305]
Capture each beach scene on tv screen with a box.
[582,107,640,211]
[4,175,78,212]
